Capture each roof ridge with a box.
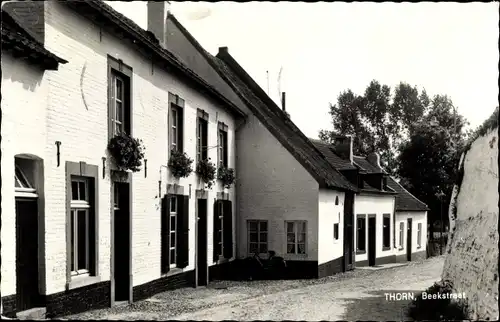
[389,176,429,208]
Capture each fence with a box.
[427,233,449,258]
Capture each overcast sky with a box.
[106,1,499,138]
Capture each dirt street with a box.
[63,256,444,321]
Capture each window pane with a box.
[170,249,176,264]
[259,243,268,254]
[287,233,295,243]
[71,181,79,200]
[248,221,257,232]
[115,101,123,122]
[287,243,295,254]
[172,128,177,145]
[298,222,306,234]
[259,221,267,232]
[298,232,306,243]
[170,198,176,212]
[116,78,123,99]
[260,233,267,242]
[71,210,75,272]
[77,210,88,270]
[79,181,86,201]
[249,232,258,243]
[170,215,176,231]
[298,243,306,254]
[170,232,176,247]
[249,243,258,254]
[286,222,294,233]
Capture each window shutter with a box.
[176,195,189,268]
[161,195,170,274]
[223,200,233,259]
[213,200,221,262]
[179,107,184,153]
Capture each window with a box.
[217,122,228,167]
[356,215,366,252]
[213,200,233,261]
[417,223,422,247]
[335,196,339,205]
[14,160,37,198]
[383,214,391,249]
[286,221,306,254]
[399,222,404,248]
[217,201,224,256]
[334,223,339,240]
[70,178,91,276]
[108,56,132,140]
[169,93,185,153]
[248,220,268,254]
[196,117,208,162]
[169,197,177,267]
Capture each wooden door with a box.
[343,192,355,271]
[197,199,208,286]
[368,217,376,266]
[113,182,131,302]
[16,198,40,311]
[407,218,413,261]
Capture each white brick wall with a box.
[236,113,319,261]
[2,1,239,296]
[353,194,396,262]
[1,52,50,297]
[318,190,345,265]
[394,211,427,257]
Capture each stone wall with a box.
[442,126,499,320]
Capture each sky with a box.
[106,1,499,138]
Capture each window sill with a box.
[398,247,404,251]
[163,267,184,278]
[417,246,422,249]
[67,275,101,290]
[356,250,366,255]
[216,256,229,265]
[382,246,391,251]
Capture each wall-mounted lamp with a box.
[144,159,148,178]
[102,157,106,178]
[55,141,62,167]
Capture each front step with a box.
[16,307,47,320]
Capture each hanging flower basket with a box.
[168,150,193,178]
[217,165,235,189]
[196,158,217,189]
[107,133,145,172]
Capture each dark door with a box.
[343,192,355,271]
[113,182,131,302]
[368,217,376,266]
[407,218,413,261]
[16,198,41,311]
[197,199,208,286]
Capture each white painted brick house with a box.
[1,0,244,318]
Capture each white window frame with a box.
[14,164,37,198]
[112,74,125,136]
[170,197,177,268]
[285,221,307,255]
[417,223,422,247]
[70,177,91,277]
[197,119,203,162]
[218,130,227,167]
[171,106,179,152]
[218,201,224,257]
[247,220,268,255]
[399,222,405,248]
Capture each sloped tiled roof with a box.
[1,10,67,70]
[208,53,357,192]
[62,0,244,118]
[387,177,429,211]
[310,139,357,170]
[353,155,383,174]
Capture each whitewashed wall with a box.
[318,190,345,265]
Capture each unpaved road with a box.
[64,256,444,321]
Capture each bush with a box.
[168,150,193,178]
[407,280,469,320]
[217,165,235,189]
[107,133,145,172]
[196,158,217,189]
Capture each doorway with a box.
[113,182,131,303]
[343,192,355,271]
[196,199,208,287]
[407,218,413,261]
[367,216,376,266]
[15,198,41,311]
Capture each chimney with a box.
[147,1,171,48]
[367,152,381,169]
[332,135,353,163]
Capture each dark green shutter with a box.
[213,200,221,262]
[176,195,189,268]
[161,195,170,274]
[223,200,233,259]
